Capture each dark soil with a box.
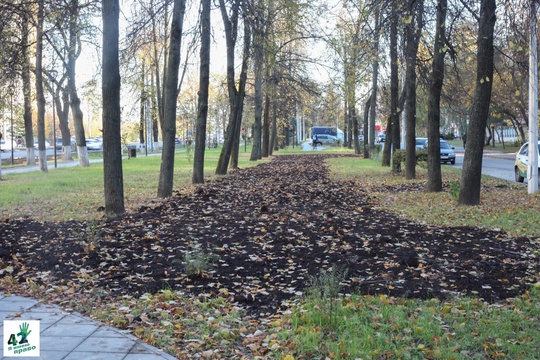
[1,154,539,318]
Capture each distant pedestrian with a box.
[312,134,319,147]
[462,133,467,148]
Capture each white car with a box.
[514,140,540,182]
[86,138,103,150]
[1,140,12,152]
[316,134,339,145]
[33,140,51,149]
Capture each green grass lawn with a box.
[0,147,268,221]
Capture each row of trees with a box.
[1,0,538,213]
[329,0,538,204]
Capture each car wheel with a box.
[515,167,524,183]
[450,159,455,165]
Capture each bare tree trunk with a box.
[216,0,251,174]
[57,86,73,161]
[390,1,400,173]
[22,14,35,165]
[192,0,211,184]
[102,0,125,214]
[368,5,381,157]
[67,0,89,167]
[270,99,277,155]
[157,0,186,197]
[382,117,392,166]
[363,94,371,158]
[427,0,447,192]
[35,1,48,172]
[352,106,360,154]
[262,93,270,157]
[404,0,424,179]
[140,65,146,144]
[250,0,266,161]
[458,0,496,205]
[151,0,164,126]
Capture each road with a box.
[451,147,518,183]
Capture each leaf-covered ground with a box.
[1,154,540,319]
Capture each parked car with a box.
[415,137,428,150]
[86,137,103,150]
[0,140,11,152]
[55,137,76,150]
[378,133,386,143]
[317,134,339,145]
[423,139,456,164]
[33,140,51,149]
[514,140,540,183]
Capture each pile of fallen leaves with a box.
[2,154,539,316]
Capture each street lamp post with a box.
[49,70,58,168]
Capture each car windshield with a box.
[440,141,452,149]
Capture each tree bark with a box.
[352,106,360,154]
[216,0,251,174]
[157,0,186,197]
[192,0,211,184]
[363,94,371,158]
[368,5,381,157]
[404,0,424,179]
[262,93,271,157]
[57,86,73,161]
[382,117,392,166]
[270,99,277,155]
[35,1,48,172]
[102,0,125,214]
[458,0,496,205]
[390,1,400,173]
[427,0,447,192]
[21,13,35,165]
[67,0,89,167]
[250,4,264,161]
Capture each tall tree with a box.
[193,0,211,184]
[368,4,381,158]
[389,0,400,172]
[404,0,424,179]
[102,0,125,214]
[66,0,90,167]
[21,10,36,165]
[157,0,186,197]
[35,0,48,172]
[426,0,447,192]
[250,0,266,161]
[458,0,496,205]
[216,0,251,175]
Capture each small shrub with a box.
[449,180,460,201]
[392,149,427,167]
[71,220,103,254]
[182,242,219,277]
[305,265,348,328]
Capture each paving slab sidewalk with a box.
[0,292,177,360]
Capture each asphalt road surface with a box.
[452,148,517,183]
